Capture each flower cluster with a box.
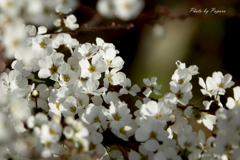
[0,0,79,60]
[1,0,240,160]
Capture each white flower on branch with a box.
[139,100,172,122]
[120,78,141,96]
[27,83,50,111]
[81,104,109,130]
[135,119,169,152]
[77,43,98,59]
[104,68,126,88]
[170,81,193,105]
[226,86,240,109]
[58,63,78,86]
[143,77,162,97]
[100,48,124,69]
[59,96,82,117]
[79,54,108,80]
[38,52,64,81]
[64,14,79,30]
[108,101,132,129]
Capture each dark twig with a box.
[35,23,134,36]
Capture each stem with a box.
[34,98,38,114]
[36,23,134,36]
[103,145,114,160]
[136,92,158,102]
[193,95,206,105]
[35,98,38,109]
[100,126,106,133]
[101,129,140,151]
[117,145,129,160]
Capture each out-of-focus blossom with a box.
[97,0,144,21]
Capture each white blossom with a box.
[170,81,193,105]
[63,14,79,30]
[120,78,141,96]
[135,119,169,151]
[139,100,172,122]
[38,52,64,81]
[226,86,240,109]
[143,77,162,96]
[59,96,82,117]
[108,101,132,129]
[79,54,108,80]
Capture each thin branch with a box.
[34,97,38,115]
[37,23,134,36]
[31,4,240,38]
[136,92,158,102]
[101,129,140,151]
[116,145,129,160]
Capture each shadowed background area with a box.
[72,0,240,136]
[76,0,240,94]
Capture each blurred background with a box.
[74,0,240,135]
[75,0,240,97]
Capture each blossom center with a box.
[175,91,183,99]
[149,131,157,139]
[43,7,51,14]
[126,86,131,90]
[124,3,131,9]
[236,101,240,105]
[119,127,126,135]
[40,41,47,48]
[154,113,163,119]
[184,142,191,148]
[150,86,154,90]
[88,65,96,73]
[224,143,231,151]
[108,74,113,82]
[56,102,60,110]
[63,74,70,82]
[94,116,100,123]
[107,60,112,66]
[50,64,58,74]
[70,106,76,113]
[140,155,148,160]
[218,83,224,88]
[78,99,83,106]
[89,142,96,150]
[12,40,20,47]
[86,53,92,57]
[113,113,121,121]
[81,77,88,82]
[49,128,55,135]
[45,142,51,147]
[178,79,184,85]
[6,1,13,7]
